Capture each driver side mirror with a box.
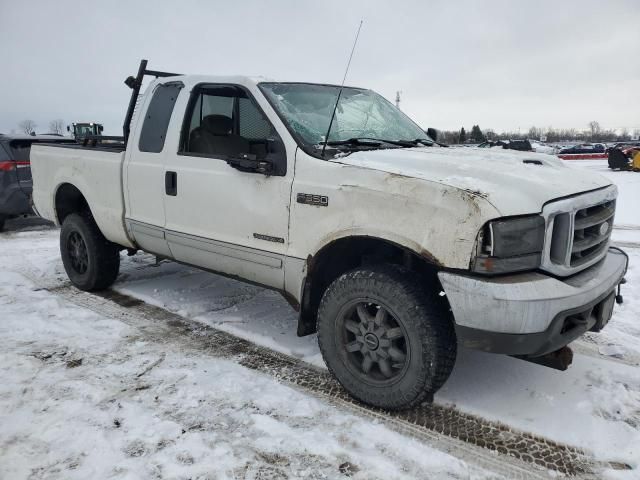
[426,127,439,142]
[265,137,287,176]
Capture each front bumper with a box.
[438,248,628,356]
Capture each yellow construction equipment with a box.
[608,147,640,171]
[632,150,640,171]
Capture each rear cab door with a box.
[123,80,184,258]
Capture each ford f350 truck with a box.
[31,61,628,410]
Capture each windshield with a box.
[259,83,431,156]
[74,125,94,136]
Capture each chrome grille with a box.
[570,200,614,267]
[541,185,617,276]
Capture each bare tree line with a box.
[49,119,65,135]
[17,119,37,135]
[439,121,640,145]
[15,119,66,136]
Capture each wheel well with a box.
[297,236,443,336]
[55,183,90,224]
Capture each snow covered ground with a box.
[0,279,483,480]
[1,160,639,479]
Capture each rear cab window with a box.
[139,82,184,153]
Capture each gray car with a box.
[0,134,74,231]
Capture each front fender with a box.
[288,152,502,270]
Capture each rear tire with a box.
[0,215,5,232]
[60,213,120,291]
[317,264,456,410]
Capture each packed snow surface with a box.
[0,236,484,479]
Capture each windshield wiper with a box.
[327,137,415,147]
[318,137,440,156]
[335,137,439,148]
[412,137,450,147]
[326,138,381,146]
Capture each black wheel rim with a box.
[337,300,410,386]
[67,231,89,274]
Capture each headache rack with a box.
[122,59,181,146]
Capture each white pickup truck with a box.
[31,61,628,410]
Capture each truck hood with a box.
[331,146,612,216]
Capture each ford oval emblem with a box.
[599,222,610,236]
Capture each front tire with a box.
[60,213,120,291]
[317,264,456,410]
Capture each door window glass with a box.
[182,86,276,160]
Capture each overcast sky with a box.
[1,0,638,136]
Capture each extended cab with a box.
[31,61,628,410]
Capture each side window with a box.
[238,97,273,139]
[181,86,277,160]
[139,82,183,153]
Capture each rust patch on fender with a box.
[462,188,489,199]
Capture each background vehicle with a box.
[479,139,558,155]
[68,122,104,140]
[477,140,507,148]
[0,134,74,231]
[503,139,532,151]
[30,61,628,410]
[529,141,558,154]
[560,143,605,155]
[607,141,640,153]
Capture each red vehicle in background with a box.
[558,143,607,160]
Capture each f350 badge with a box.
[296,193,328,207]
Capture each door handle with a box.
[165,171,177,196]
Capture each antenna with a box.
[395,91,402,109]
[321,20,364,159]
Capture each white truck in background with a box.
[31,61,628,410]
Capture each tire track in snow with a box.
[24,276,607,479]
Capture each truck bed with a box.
[31,143,134,248]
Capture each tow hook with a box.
[616,278,626,305]
[515,346,574,371]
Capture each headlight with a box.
[471,215,545,274]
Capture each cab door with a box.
[124,81,183,257]
[161,83,292,289]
